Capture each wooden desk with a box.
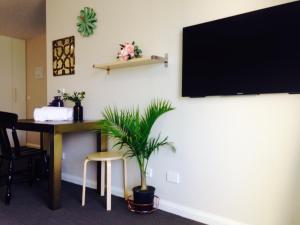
[16,120,105,210]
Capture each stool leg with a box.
[82,159,89,206]
[123,158,128,200]
[106,160,111,211]
[101,161,105,196]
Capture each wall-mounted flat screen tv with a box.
[182,1,300,97]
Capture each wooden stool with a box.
[81,151,127,211]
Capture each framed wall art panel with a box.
[52,36,75,76]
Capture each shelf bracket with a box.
[164,53,168,68]
[106,67,110,75]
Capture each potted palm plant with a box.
[99,99,175,210]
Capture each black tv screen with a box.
[182,1,300,97]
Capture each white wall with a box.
[46,1,300,225]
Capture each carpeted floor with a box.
[0,181,205,225]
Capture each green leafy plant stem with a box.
[57,90,86,104]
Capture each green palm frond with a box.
[140,99,174,143]
[98,99,175,190]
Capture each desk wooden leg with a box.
[49,133,62,210]
[40,132,44,150]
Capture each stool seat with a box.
[82,150,127,211]
[87,151,123,161]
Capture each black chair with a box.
[0,111,48,205]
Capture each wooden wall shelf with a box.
[93,54,168,74]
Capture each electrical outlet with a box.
[146,168,153,178]
[62,152,66,160]
[166,171,180,184]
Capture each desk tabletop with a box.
[16,119,100,133]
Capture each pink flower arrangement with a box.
[117,41,142,61]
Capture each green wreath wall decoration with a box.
[77,7,97,37]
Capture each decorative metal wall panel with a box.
[52,36,75,76]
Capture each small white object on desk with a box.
[34,107,73,122]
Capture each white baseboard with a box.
[158,199,250,225]
[61,173,250,225]
[62,172,97,189]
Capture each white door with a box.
[11,38,26,144]
[12,38,26,118]
[0,36,13,111]
[0,36,26,145]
